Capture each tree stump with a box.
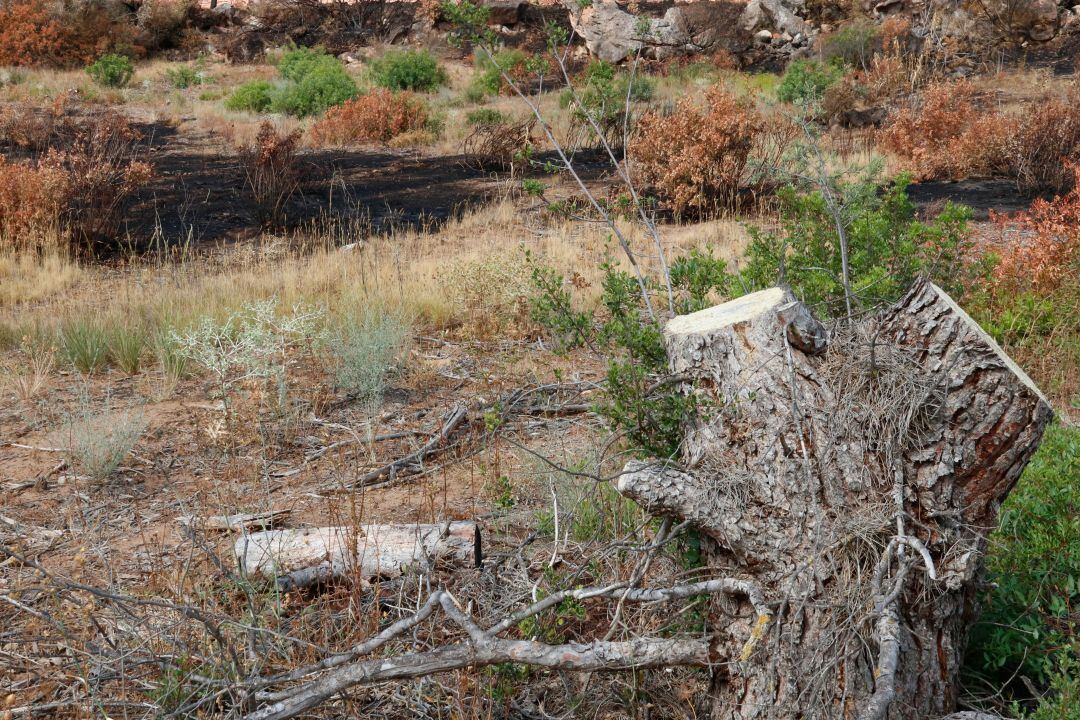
[618,280,1052,719]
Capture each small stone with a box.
[754,29,773,43]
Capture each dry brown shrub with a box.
[821,76,864,124]
[0,108,152,251]
[46,112,154,248]
[991,164,1080,294]
[878,79,979,180]
[630,86,790,215]
[990,90,1080,195]
[309,89,428,146]
[0,0,64,66]
[238,122,302,226]
[0,155,68,250]
[882,80,1080,193]
[879,15,912,53]
[136,0,192,51]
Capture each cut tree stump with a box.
[617,280,1052,720]
[235,521,479,591]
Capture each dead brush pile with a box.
[880,80,1080,194]
[461,116,536,174]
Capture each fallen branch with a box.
[243,579,768,720]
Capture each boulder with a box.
[482,0,524,26]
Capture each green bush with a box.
[529,247,730,457]
[250,46,360,117]
[269,63,358,117]
[86,54,134,88]
[224,80,274,113]
[370,49,447,92]
[466,107,508,126]
[776,59,842,104]
[821,21,879,68]
[470,48,548,98]
[741,174,974,317]
[277,46,340,82]
[965,424,1079,711]
[163,63,205,89]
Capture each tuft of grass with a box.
[107,321,148,375]
[59,316,110,374]
[153,330,190,396]
[65,392,147,481]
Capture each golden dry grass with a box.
[0,198,749,353]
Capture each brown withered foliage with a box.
[630,86,793,216]
[309,89,429,147]
[0,107,152,252]
[462,117,536,175]
[881,80,1080,194]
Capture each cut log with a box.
[617,281,1052,720]
[235,521,479,591]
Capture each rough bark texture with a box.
[618,281,1052,719]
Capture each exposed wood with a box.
[177,509,291,532]
[234,521,478,590]
[617,281,1052,720]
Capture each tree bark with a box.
[618,280,1052,719]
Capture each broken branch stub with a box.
[617,281,1052,719]
[235,521,479,591]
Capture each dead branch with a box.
[242,578,768,720]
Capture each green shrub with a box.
[224,80,274,113]
[277,46,339,82]
[821,21,878,68]
[741,175,974,317]
[570,58,655,146]
[466,107,508,126]
[269,63,358,117]
[326,309,412,410]
[163,63,205,89]
[470,49,547,98]
[966,424,1079,709]
[86,54,134,88]
[370,49,447,92]
[250,46,359,117]
[528,247,730,457]
[776,59,842,104]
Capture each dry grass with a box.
[0,198,749,363]
[0,250,81,306]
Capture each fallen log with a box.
[178,509,291,531]
[617,280,1052,719]
[234,521,479,591]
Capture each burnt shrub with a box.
[630,86,794,216]
[238,122,303,226]
[309,89,429,146]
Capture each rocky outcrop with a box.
[559,0,815,63]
